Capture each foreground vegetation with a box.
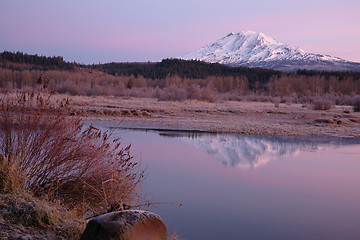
[0,92,145,238]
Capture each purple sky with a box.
[1,0,359,64]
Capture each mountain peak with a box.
[182,31,360,72]
[225,32,234,37]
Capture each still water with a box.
[95,122,360,240]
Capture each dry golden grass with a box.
[0,191,85,239]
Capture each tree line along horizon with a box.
[1,50,360,99]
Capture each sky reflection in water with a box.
[97,124,360,240]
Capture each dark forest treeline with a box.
[295,69,360,81]
[0,51,77,71]
[96,59,360,84]
[95,59,283,88]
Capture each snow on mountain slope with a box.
[182,31,360,72]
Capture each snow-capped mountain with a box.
[182,31,360,72]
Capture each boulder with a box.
[81,210,167,240]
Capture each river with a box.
[93,121,360,240]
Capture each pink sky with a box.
[1,0,359,64]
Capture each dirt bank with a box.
[57,95,360,138]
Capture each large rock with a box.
[81,210,167,240]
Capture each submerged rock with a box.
[81,210,167,240]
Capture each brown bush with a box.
[201,83,218,102]
[352,95,360,112]
[312,99,333,110]
[0,92,144,217]
[156,86,188,101]
[273,97,280,107]
[187,84,202,100]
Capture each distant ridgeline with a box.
[0,51,77,71]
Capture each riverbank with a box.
[61,95,360,138]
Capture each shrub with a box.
[352,95,360,112]
[285,96,293,106]
[156,86,188,101]
[187,84,202,100]
[312,99,333,110]
[0,92,144,217]
[272,97,280,107]
[201,83,217,102]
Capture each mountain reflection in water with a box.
[155,130,360,169]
